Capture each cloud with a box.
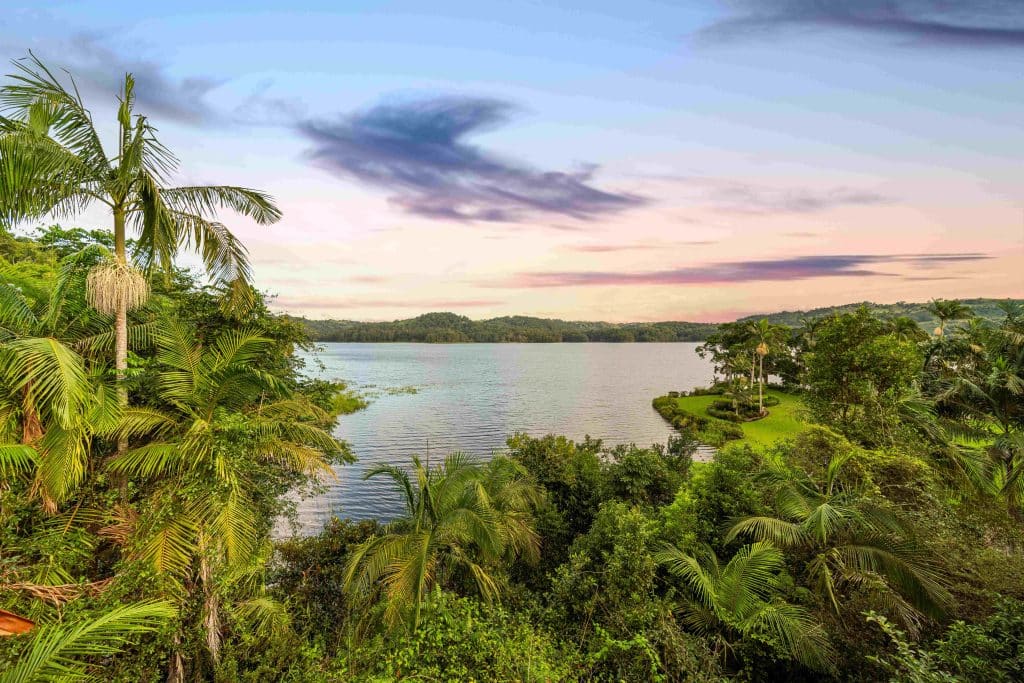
[567,240,717,253]
[3,32,297,126]
[348,274,392,284]
[297,96,645,223]
[699,1,1024,49]
[10,33,224,124]
[684,178,891,214]
[272,296,504,310]
[485,253,991,288]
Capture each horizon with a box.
[291,295,1021,325]
[3,1,1023,321]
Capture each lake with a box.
[287,342,714,533]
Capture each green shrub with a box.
[369,592,571,682]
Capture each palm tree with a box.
[0,54,281,443]
[0,249,142,507]
[725,451,952,633]
[104,321,344,667]
[888,316,928,344]
[0,600,173,683]
[746,319,784,415]
[343,453,542,631]
[936,313,1023,514]
[655,541,833,670]
[926,299,973,337]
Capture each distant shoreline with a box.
[290,297,1020,344]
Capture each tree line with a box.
[294,301,1020,344]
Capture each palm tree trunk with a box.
[199,542,222,664]
[167,632,185,683]
[758,355,764,415]
[21,382,44,443]
[114,206,128,456]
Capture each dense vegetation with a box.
[738,298,1019,329]
[2,59,1023,682]
[294,312,717,343]
[294,299,1021,344]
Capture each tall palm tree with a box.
[746,319,785,415]
[344,453,542,631]
[725,451,952,633]
[104,321,343,667]
[926,299,973,337]
[655,541,833,670]
[0,54,281,441]
[0,600,173,683]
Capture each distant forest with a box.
[292,298,1021,343]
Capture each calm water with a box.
[287,342,714,534]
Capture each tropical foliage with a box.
[2,57,1023,683]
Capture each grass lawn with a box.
[668,389,807,447]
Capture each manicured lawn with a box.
[670,390,806,447]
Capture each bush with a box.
[367,592,571,682]
[270,518,382,642]
[605,444,683,506]
[687,386,724,396]
[934,597,1024,682]
[652,398,744,446]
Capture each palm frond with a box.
[134,511,197,578]
[750,600,834,671]
[725,516,806,548]
[161,185,282,225]
[2,336,89,429]
[0,442,37,478]
[0,600,174,683]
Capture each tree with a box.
[802,307,922,435]
[726,441,953,633]
[343,453,542,631]
[655,541,833,670]
[746,319,787,415]
[888,316,928,343]
[104,321,344,668]
[0,249,127,507]
[0,54,281,449]
[936,306,1024,514]
[927,299,973,337]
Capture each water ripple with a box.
[287,343,714,533]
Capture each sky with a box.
[2,0,1022,322]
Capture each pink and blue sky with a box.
[3,1,1022,322]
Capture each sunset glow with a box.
[4,1,1021,321]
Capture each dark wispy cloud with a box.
[297,96,646,223]
[1,32,299,126]
[700,1,1024,49]
[484,253,991,288]
[6,33,224,124]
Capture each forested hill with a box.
[740,298,1022,328]
[292,312,717,342]
[292,298,1021,343]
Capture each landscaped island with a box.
[654,387,804,447]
